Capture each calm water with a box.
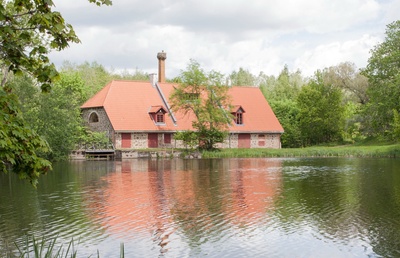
[1,158,400,257]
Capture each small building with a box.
[81,52,284,149]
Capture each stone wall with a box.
[217,133,281,149]
[82,108,114,140]
[250,133,281,149]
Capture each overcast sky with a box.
[50,0,400,79]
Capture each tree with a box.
[169,60,232,150]
[34,73,87,160]
[297,72,345,146]
[0,0,111,185]
[260,65,304,102]
[362,20,400,137]
[323,62,369,104]
[228,67,256,86]
[259,66,305,147]
[270,99,301,148]
[0,85,51,186]
[0,0,112,90]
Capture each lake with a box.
[1,158,400,257]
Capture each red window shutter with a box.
[164,133,171,144]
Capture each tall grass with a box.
[201,144,400,158]
[9,236,125,258]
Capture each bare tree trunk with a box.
[1,66,9,88]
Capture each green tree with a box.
[35,73,87,160]
[323,62,369,104]
[0,86,51,186]
[0,0,111,185]
[320,63,367,143]
[228,67,256,86]
[297,72,345,146]
[260,66,305,147]
[362,20,400,137]
[169,60,233,150]
[270,99,301,147]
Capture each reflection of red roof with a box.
[85,159,282,238]
[81,80,284,133]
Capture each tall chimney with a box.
[157,51,167,83]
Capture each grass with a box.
[7,236,125,258]
[201,144,400,158]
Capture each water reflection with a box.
[2,158,400,257]
[85,159,282,255]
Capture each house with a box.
[80,52,284,149]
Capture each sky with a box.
[50,0,400,79]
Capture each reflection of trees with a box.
[0,161,113,255]
[357,159,400,257]
[274,158,400,257]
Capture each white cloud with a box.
[49,0,397,79]
[294,34,380,76]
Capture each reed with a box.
[201,144,400,158]
[11,236,125,258]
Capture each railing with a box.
[76,142,115,152]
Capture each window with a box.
[164,133,171,144]
[258,134,265,146]
[149,106,167,125]
[231,106,245,125]
[235,112,243,125]
[156,111,164,123]
[89,112,99,123]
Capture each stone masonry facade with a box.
[82,108,281,150]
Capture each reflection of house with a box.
[81,52,284,149]
[84,159,282,252]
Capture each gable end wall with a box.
[82,107,115,141]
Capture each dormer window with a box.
[149,106,167,125]
[235,112,243,125]
[231,105,245,125]
[156,111,164,123]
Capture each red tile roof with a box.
[81,80,284,133]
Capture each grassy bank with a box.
[201,144,400,158]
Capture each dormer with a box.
[231,105,245,125]
[149,106,167,125]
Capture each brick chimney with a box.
[157,51,167,83]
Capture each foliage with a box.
[78,129,110,148]
[201,144,400,158]
[13,235,125,258]
[0,86,51,186]
[322,62,369,104]
[35,74,87,160]
[228,67,256,86]
[173,131,198,150]
[297,72,345,146]
[60,61,150,99]
[0,0,111,184]
[362,20,400,137]
[260,65,305,102]
[169,60,232,150]
[259,66,305,148]
[270,99,301,148]
[10,72,88,160]
[0,0,112,91]
[390,109,400,142]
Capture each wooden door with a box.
[148,133,158,148]
[238,134,251,148]
[121,133,131,148]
